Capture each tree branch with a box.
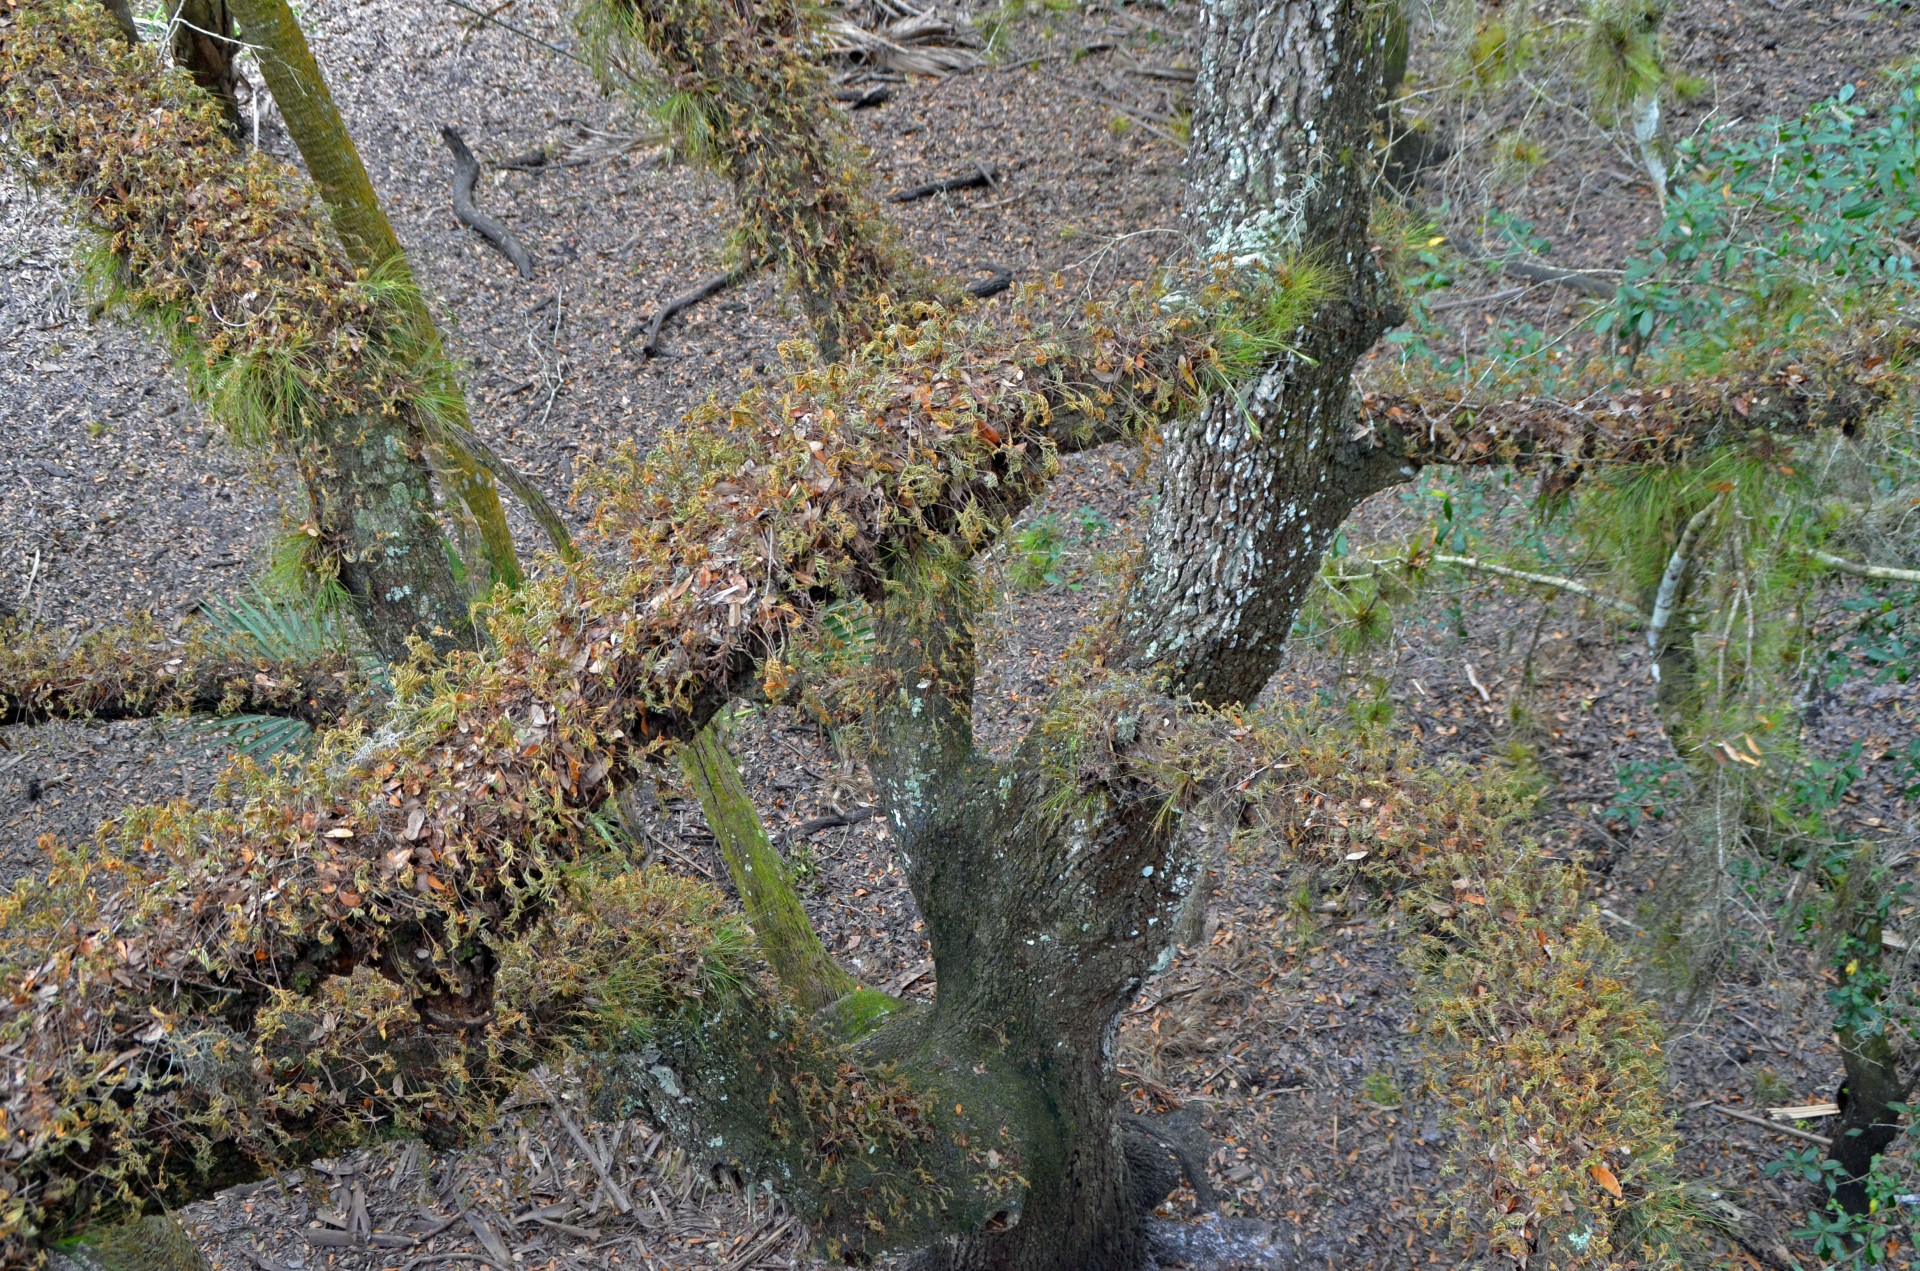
[1432,554,1648,621]
[1646,493,1726,667]
[1811,549,1920,586]
[0,619,364,729]
[1359,337,1907,482]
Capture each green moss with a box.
[822,986,905,1040]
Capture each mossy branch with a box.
[0,617,366,729]
[676,723,861,1015]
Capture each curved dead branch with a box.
[441,125,535,279]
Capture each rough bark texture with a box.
[1119,0,1402,704]
[299,410,478,661]
[166,0,242,131]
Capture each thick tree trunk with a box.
[841,6,1405,1266]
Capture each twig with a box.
[533,1073,633,1214]
[888,166,994,203]
[438,0,613,78]
[1426,286,1526,313]
[1810,549,1920,586]
[833,85,892,108]
[1445,234,1618,300]
[784,804,878,842]
[1051,81,1179,143]
[1434,554,1647,619]
[1708,1103,1832,1147]
[1647,492,1727,667]
[399,1253,504,1271]
[440,126,534,279]
[627,264,756,358]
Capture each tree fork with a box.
[225,0,575,588]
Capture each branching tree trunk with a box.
[1,0,1909,1267]
[3,0,476,661]
[224,0,578,589]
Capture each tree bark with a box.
[1119,0,1403,704]
[167,0,243,132]
[224,0,553,594]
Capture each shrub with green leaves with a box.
[1598,67,1920,358]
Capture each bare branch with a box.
[1433,554,1648,621]
[1811,549,1920,586]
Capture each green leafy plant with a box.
[1596,68,1920,359]
[1767,1124,1919,1265]
[1605,757,1690,829]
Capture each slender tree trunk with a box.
[226,0,562,592]
[677,722,863,1015]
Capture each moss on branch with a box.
[0,617,366,729]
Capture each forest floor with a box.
[2,0,1918,1266]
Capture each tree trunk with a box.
[1119,0,1404,703]
[297,410,479,661]
[225,0,548,595]
[167,0,243,132]
[1832,1017,1907,1215]
[677,722,864,1016]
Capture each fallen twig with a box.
[626,264,756,357]
[833,84,892,108]
[1708,1102,1832,1147]
[533,1073,634,1214]
[1446,234,1617,300]
[785,804,879,842]
[440,126,534,279]
[888,166,994,203]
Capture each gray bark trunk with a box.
[1121,0,1404,705]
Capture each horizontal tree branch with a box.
[1432,554,1648,621]
[1811,549,1920,586]
[0,619,365,729]
[1359,334,1908,479]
